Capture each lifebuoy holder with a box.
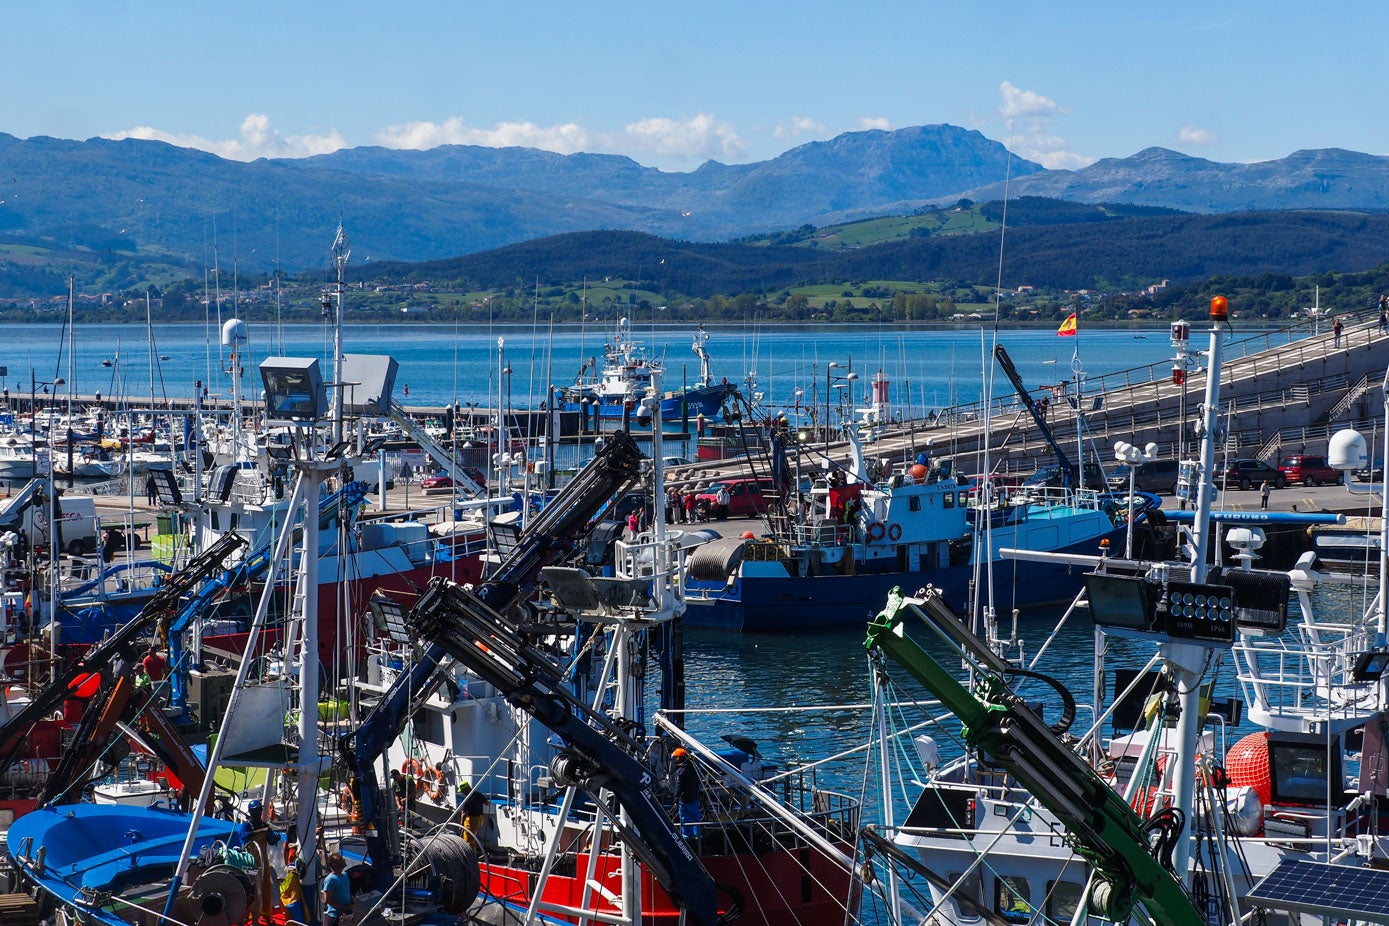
[887,522,903,542]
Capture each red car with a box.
[420,468,487,493]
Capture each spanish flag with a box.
[1057,313,1078,337]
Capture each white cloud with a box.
[622,113,744,162]
[1177,125,1216,146]
[109,113,346,160]
[856,116,892,131]
[378,112,742,164]
[774,116,827,140]
[994,82,1090,169]
[998,81,1062,119]
[376,117,593,153]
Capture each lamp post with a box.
[824,363,860,457]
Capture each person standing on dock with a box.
[1260,479,1270,510]
[1380,294,1388,333]
[1334,317,1343,348]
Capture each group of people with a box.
[661,486,724,523]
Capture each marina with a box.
[0,293,1387,926]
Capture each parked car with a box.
[419,467,488,493]
[1354,458,1385,483]
[1021,462,1108,493]
[661,455,694,468]
[695,477,776,519]
[1278,454,1343,487]
[1106,459,1181,495]
[1217,459,1286,490]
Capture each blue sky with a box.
[8,2,1386,172]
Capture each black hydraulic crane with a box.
[0,532,247,781]
[340,431,648,893]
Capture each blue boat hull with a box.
[6,803,238,926]
[684,526,1125,632]
[561,384,731,424]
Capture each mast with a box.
[1166,295,1229,884]
[331,222,350,444]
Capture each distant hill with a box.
[372,209,1389,296]
[6,123,1389,298]
[962,147,1389,213]
[0,125,1031,282]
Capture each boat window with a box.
[909,496,921,512]
[946,870,982,906]
[1045,880,1083,920]
[957,491,967,507]
[943,492,955,509]
[994,875,1033,923]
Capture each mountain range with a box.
[1,124,1389,278]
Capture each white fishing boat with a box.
[860,299,1389,925]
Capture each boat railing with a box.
[787,521,848,548]
[614,535,689,612]
[1233,620,1382,725]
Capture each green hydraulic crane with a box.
[864,585,1205,926]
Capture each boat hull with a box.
[685,526,1125,632]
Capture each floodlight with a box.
[260,358,327,423]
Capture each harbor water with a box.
[8,321,1223,413]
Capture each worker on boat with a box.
[232,799,281,926]
[321,851,352,926]
[671,748,703,837]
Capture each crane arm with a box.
[993,345,1074,487]
[863,586,1204,926]
[342,431,646,890]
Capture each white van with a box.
[21,495,100,556]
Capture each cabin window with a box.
[211,511,221,531]
[943,492,955,509]
[1046,880,1083,920]
[909,496,921,512]
[947,870,982,907]
[994,875,1033,923]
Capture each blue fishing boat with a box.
[560,321,733,426]
[683,450,1153,631]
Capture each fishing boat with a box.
[385,373,862,926]
[5,353,483,926]
[683,405,1154,631]
[858,299,1389,925]
[559,320,734,427]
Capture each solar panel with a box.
[1246,858,1389,923]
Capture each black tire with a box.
[1276,477,1286,489]
[1305,477,1316,487]
[1239,478,1251,490]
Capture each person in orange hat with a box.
[670,748,702,836]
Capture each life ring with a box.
[887,522,903,542]
[339,784,358,818]
[422,764,446,802]
[402,758,424,779]
[866,521,886,541]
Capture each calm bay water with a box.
[8,320,1206,414]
